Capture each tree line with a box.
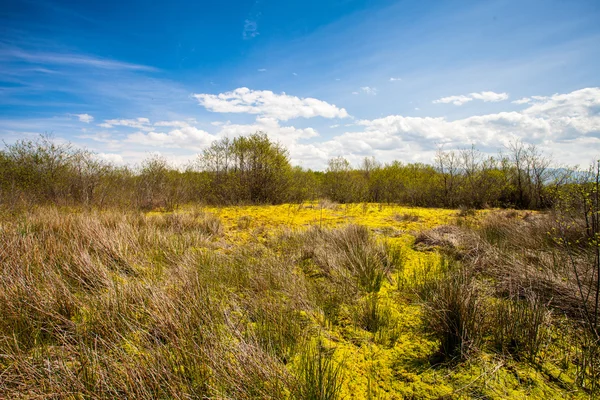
[0,132,588,210]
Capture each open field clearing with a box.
[1,203,598,399]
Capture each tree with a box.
[197,132,292,204]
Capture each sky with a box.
[1,0,599,170]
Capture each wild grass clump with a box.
[413,207,600,395]
[490,293,552,362]
[353,294,401,347]
[393,212,420,222]
[148,210,223,236]
[0,207,321,399]
[237,214,253,229]
[418,264,485,361]
[293,339,344,400]
[282,224,404,331]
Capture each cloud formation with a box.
[3,47,157,71]
[512,97,531,105]
[433,95,473,106]
[193,87,350,121]
[360,86,377,95]
[126,126,213,150]
[433,91,509,106]
[470,91,509,102]
[99,118,151,129]
[6,87,598,170]
[73,113,94,123]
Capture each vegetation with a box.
[0,134,599,398]
[0,134,575,210]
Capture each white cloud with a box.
[360,86,377,95]
[389,77,402,82]
[352,91,359,95]
[258,68,267,72]
[434,91,509,105]
[97,153,124,164]
[216,116,319,147]
[470,91,509,102]
[330,87,600,167]
[193,87,349,121]
[4,48,157,71]
[73,113,94,123]
[31,87,598,170]
[126,126,214,150]
[154,120,191,128]
[292,72,298,76]
[102,117,151,130]
[512,97,532,105]
[433,95,473,106]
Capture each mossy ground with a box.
[2,204,586,399]
[162,203,580,399]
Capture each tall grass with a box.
[418,264,485,361]
[3,208,405,398]
[293,339,344,400]
[414,209,600,395]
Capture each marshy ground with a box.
[0,203,597,399]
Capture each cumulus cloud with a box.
[512,97,531,105]
[96,153,124,164]
[64,87,599,170]
[332,87,600,167]
[470,91,509,102]
[434,91,509,106]
[73,113,94,123]
[433,95,473,106]
[216,117,319,147]
[154,120,192,128]
[193,87,349,121]
[126,126,214,150]
[121,115,319,153]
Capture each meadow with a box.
[1,202,598,399]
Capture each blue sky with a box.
[1,0,599,169]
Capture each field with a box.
[0,203,598,399]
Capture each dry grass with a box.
[2,208,395,398]
[413,209,600,391]
[1,206,597,398]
